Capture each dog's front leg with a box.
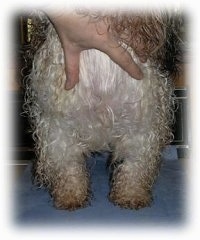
[35,117,90,210]
[51,157,90,211]
[109,134,160,210]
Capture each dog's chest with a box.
[76,49,143,107]
[58,51,145,148]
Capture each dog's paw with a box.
[53,193,89,211]
[51,177,90,211]
[109,188,152,210]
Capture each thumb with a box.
[63,48,80,90]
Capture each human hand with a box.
[48,11,144,90]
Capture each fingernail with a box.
[137,70,143,80]
[64,80,72,90]
[131,69,143,80]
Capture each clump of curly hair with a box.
[76,8,185,78]
[110,10,185,79]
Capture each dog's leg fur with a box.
[109,133,160,209]
[33,115,90,210]
[106,56,173,209]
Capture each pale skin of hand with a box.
[48,11,144,90]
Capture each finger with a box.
[101,43,143,80]
[63,49,80,90]
[139,56,147,63]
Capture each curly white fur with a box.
[24,16,175,210]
